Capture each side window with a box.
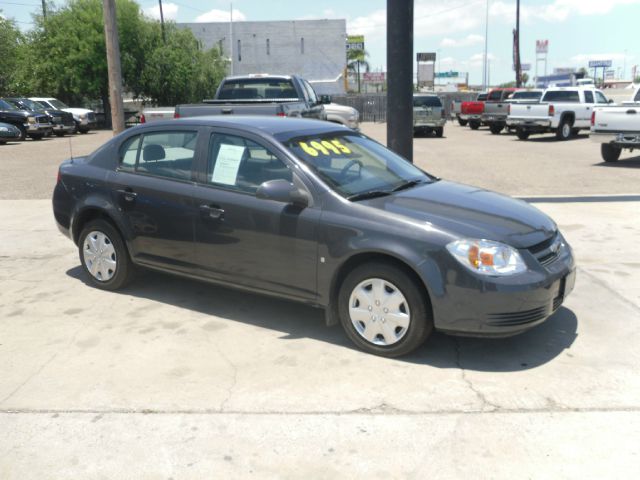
[207,134,292,194]
[584,91,594,103]
[595,91,608,104]
[302,79,318,105]
[119,135,140,169]
[136,130,198,181]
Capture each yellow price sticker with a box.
[297,139,352,156]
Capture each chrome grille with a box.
[528,232,562,268]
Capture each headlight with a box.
[79,113,87,120]
[0,126,8,132]
[27,116,36,124]
[446,239,527,276]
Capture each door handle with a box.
[200,204,225,220]
[116,188,137,201]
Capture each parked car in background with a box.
[175,74,328,120]
[140,107,175,124]
[507,87,612,140]
[4,97,75,137]
[323,102,360,130]
[0,98,52,140]
[53,116,575,357]
[482,89,544,135]
[413,94,445,137]
[591,87,640,162]
[29,97,96,134]
[0,122,21,144]
[459,92,487,129]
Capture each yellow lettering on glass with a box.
[299,141,318,157]
[310,141,329,155]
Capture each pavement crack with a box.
[453,337,501,412]
[213,341,238,413]
[579,267,640,313]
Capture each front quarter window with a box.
[284,133,432,198]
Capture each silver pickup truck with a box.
[413,94,445,137]
[591,87,640,162]
[482,89,543,134]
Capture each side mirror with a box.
[256,179,310,208]
[608,99,614,104]
[320,95,332,105]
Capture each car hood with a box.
[0,109,30,119]
[360,180,556,248]
[63,108,93,116]
[325,103,356,116]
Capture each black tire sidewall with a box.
[601,144,621,162]
[338,263,433,357]
[78,219,133,290]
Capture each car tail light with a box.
[173,111,180,119]
[591,111,596,126]
[56,169,61,184]
[276,112,286,117]
[548,105,555,116]
[140,114,146,124]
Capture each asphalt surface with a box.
[1,123,639,478]
[1,121,640,199]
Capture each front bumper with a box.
[459,114,482,121]
[52,123,76,134]
[24,121,52,133]
[591,131,640,147]
[429,240,576,337]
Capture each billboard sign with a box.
[435,71,460,78]
[417,63,434,87]
[363,72,385,83]
[536,40,549,54]
[346,35,365,51]
[417,52,436,62]
[605,69,615,79]
[589,60,612,68]
[514,63,532,71]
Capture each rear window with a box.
[217,78,298,100]
[542,90,580,103]
[477,93,488,101]
[512,91,542,100]
[413,96,442,107]
[487,90,503,101]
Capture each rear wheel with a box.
[469,120,480,130]
[457,118,468,126]
[516,129,530,140]
[29,133,44,140]
[54,132,65,137]
[556,118,573,140]
[338,262,433,357]
[17,125,27,141]
[489,124,503,135]
[601,144,622,163]
[435,127,444,138]
[78,219,135,291]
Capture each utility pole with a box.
[158,0,166,43]
[515,0,522,87]
[229,3,234,75]
[387,0,413,163]
[482,0,489,90]
[103,0,125,134]
[41,0,47,19]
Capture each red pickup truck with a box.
[459,92,487,129]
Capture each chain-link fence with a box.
[332,92,479,123]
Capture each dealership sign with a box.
[363,72,385,83]
[435,71,460,78]
[589,60,612,68]
[536,40,548,54]
[346,35,365,51]
[417,52,436,62]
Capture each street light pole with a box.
[482,0,489,90]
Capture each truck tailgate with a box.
[509,103,549,118]
[594,106,640,132]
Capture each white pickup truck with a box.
[591,87,640,162]
[507,87,612,140]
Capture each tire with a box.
[489,124,503,135]
[338,262,433,357]
[601,144,622,163]
[78,219,135,291]
[469,120,480,130]
[516,129,530,140]
[435,127,444,138]
[54,132,65,137]
[78,127,89,134]
[29,133,44,140]
[556,118,573,140]
[17,125,27,141]
[457,118,468,126]
[0,140,6,145]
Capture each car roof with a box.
[136,116,350,139]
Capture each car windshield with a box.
[14,98,44,111]
[217,78,297,100]
[283,133,434,199]
[48,99,69,109]
[413,96,442,107]
[0,99,19,111]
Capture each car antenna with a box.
[68,137,74,162]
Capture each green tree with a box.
[347,48,370,93]
[0,15,24,95]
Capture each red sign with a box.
[536,40,549,54]
[363,72,386,83]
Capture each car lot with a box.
[1,121,639,478]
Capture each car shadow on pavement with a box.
[517,134,588,143]
[594,156,640,168]
[66,265,578,372]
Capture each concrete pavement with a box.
[1,199,639,478]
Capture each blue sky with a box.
[3,0,639,85]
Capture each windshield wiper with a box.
[347,190,392,201]
[391,179,427,192]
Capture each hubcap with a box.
[563,124,570,137]
[83,231,117,282]
[348,278,410,346]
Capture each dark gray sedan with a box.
[53,116,575,357]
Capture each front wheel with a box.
[435,127,444,138]
[469,120,480,130]
[601,144,622,163]
[28,133,44,140]
[338,262,433,357]
[516,129,530,140]
[457,118,468,126]
[78,219,135,291]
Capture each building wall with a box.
[178,19,347,94]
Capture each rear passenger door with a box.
[107,128,204,271]
[191,128,320,301]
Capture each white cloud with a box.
[195,8,247,23]
[144,2,178,21]
[491,0,640,23]
[440,34,484,48]
[469,52,497,68]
